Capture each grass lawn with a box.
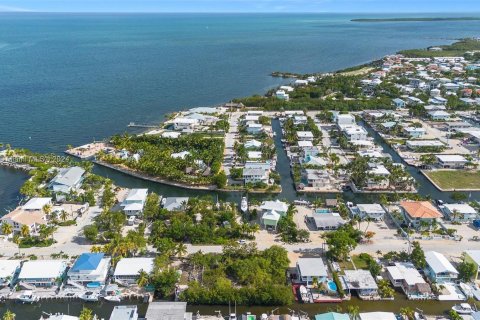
[351,255,370,270]
[425,170,480,190]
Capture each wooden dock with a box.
[127,122,159,129]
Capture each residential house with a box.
[275,90,289,101]
[336,114,356,126]
[386,262,432,299]
[441,203,478,223]
[403,127,426,138]
[0,260,22,287]
[406,140,444,151]
[302,156,328,167]
[314,313,349,320]
[424,251,458,283]
[298,140,314,148]
[243,163,270,184]
[113,258,155,285]
[366,164,390,189]
[18,260,67,287]
[296,258,328,285]
[162,197,189,211]
[341,125,368,141]
[294,115,308,125]
[342,270,378,298]
[67,253,111,286]
[464,250,480,280]
[0,197,52,235]
[49,166,86,194]
[351,204,386,221]
[121,189,148,216]
[109,306,139,320]
[245,140,262,149]
[428,110,450,121]
[400,201,443,229]
[297,131,314,141]
[302,169,332,189]
[247,151,262,160]
[392,98,406,109]
[407,96,424,106]
[261,210,281,231]
[246,123,263,134]
[311,212,345,231]
[429,96,448,105]
[435,154,468,169]
[359,312,396,320]
[260,200,288,216]
[173,118,198,131]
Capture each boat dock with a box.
[127,122,159,129]
[64,142,110,160]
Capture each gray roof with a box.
[357,204,386,215]
[163,197,189,211]
[313,213,345,229]
[297,258,328,278]
[425,251,458,275]
[50,166,85,187]
[109,305,138,320]
[343,270,378,290]
[145,302,191,320]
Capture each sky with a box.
[0,0,479,13]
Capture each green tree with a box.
[213,170,228,188]
[137,269,150,288]
[1,223,13,237]
[151,267,180,298]
[79,307,94,320]
[457,260,476,282]
[410,241,426,269]
[2,310,15,320]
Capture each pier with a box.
[127,122,159,129]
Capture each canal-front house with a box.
[440,203,478,223]
[402,126,426,138]
[359,312,396,320]
[18,260,67,287]
[162,197,189,212]
[113,258,155,285]
[400,201,443,229]
[350,204,386,221]
[296,258,328,286]
[435,154,468,169]
[464,250,480,281]
[297,131,314,142]
[121,188,149,216]
[261,210,281,231]
[0,260,22,288]
[424,251,459,284]
[260,200,288,231]
[386,262,432,299]
[0,197,52,235]
[67,253,111,287]
[109,305,139,320]
[48,166,86,195]
[342,270,378,299]
[315,313,349,320]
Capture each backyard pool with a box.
[315,208,332,214]
[327,280,337,292]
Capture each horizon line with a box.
[1,11,480,14]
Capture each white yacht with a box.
[240,197,248,213]
[452,303,474,314]
[18,290,39,304]
[79,291,100,302]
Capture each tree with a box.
[451,192,467,202]
[175,243,188,258]
[83,225,99,243]
[448,310,462,320]
[20,225,29,238]
[1,223,13,237]
[79,307,94,320]
[400,307,415,320]
[59,210,69,222]
[457,260,476,282]
[377,279,394,298]
[410,241,426,269]
[2,310,15,320]
[213,170,227,188]
[347,305,360,320]
[137,269,150,288]
[151,267,180,298]
[323,224,362,261]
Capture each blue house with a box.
[424,251,458,283]
[315,313,349,320]
[392,98,406,109]
[67,253,111,286]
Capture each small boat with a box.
[452,303,474,314]
[104,295,122,302]
[79,291,100,302]
[229,314,237,320]
[240,197,248,213]
[18,290,39,304]
[241,312,256,320]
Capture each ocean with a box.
[1,12,480,212]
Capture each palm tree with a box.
[2,310,16,320]
[79,307,94,320]
[43,204,52,218]
[90,245,103,253]
[12,234,21,254]
[136,269,150,288]
[175,243,188,258]
[400,307,415,320]
[20,225,30,238]
[59,210,69,222]
[347,305,360,320]
[1,223,13,237]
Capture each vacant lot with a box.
[425,170,480,190]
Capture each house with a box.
[294,79,309,86]
[403,127,426,138]
[49,166,86,194]
[441,203,478,223]
[392,98,406,109]
[0,260,22,287]
[0,197,52,235]
[18,260,67,287]
[294,115,308,125]
[336,114,356,126]
[297,131,314,141]
[302,169,332,189]
[302,156,328,167]
[162,197,189,211]
[113,258,155,285]
[301,146,320,158]
[109,305,139,320]
[342,270,378,298]
[145,302,191,320]
[246,123,263,134]
[260,200,288,216]
[429,96,448,105]
[386,262,432,299]
[407,96,424,106]
[351,204,386,221]
[341,125,368,141]
[400,201,443,228]
[311,212,345,230]
[314,313,349,320]
[67,253,111,286]
[298,140,314,148]
[464,250,480,280]
[275,90,289,101]
[248,151,262,160]
[121,189,148,216]
[243,165,269,184]
[435,154,468,169]
[424,104,446,112]
[366,164,390,189]
[245,140,262,149]
[173,118,198,131]
[424,251,458,283]
[162,131,181,139]
[359,312,396,320]
[296,258,328,285]
[244,115,259,123]
[428,110,450,121]
[406,140,444,151]
[261,210,281,230]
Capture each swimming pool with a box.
[327,280,337,292]
[315,209,331,214]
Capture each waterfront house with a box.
[392,98,406,109]
[366,164,390,189]
[162,197,189,211]
[0,260,22,287]
[359,312,396,320]
[428,110,450,121]
[400,201,443,229]
[67,253,111,286]
[109,305,139,320]
[173,118,198,131]
[113,258,155,285]
[311,212,345,231]
[245,139,262,149]
[464,250,480,280]
[48,166,86,194]
[406,140,444,151]
[294,115,308,125]
[342,270,378,299]
[121,188,148,216]
[0,197,52,235]
[243,163,270,184]
[162,131,181,139]
[336,114,356,126]
[386,262,432,299]
[244,115,260,123]
[435,154,468,169]
[302,156,328,167]
[341,125,368,141]
[424,251,458,283]
[145,302,191,320]
[314,313,349,320]
[297,131,314,141]
[275,90,289,100]
[261,210,281,231]
[350,204,386,221]
[440,203,478,223]
[302,169,332,189]
[295,79,309,86]
[296,258,328,286]
[260,200,288,216]
[402,126,426,138]
[246,123,263,134]
[18,260,67,287]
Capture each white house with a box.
[245,140,262,149]
[297,131,314,141]
[173,118,198,131]
[336,114,356,126]
[0,260,22,287]
[261,210,281,231]
[441,203,478,223]
[359,312,396,320]
[302,169,332,189]
[0,197,52,235]
[386,262,432,299]
[435,154,468,169]
[67,253,111,286]
[18,260,67,287]
[424,251,458,283]
[113,258,155,285]
[351,204,386,221]
[366,164,390,189]
[248,151,262,160]
[260,200,288,216]
[341,125,368,141]
[49,166,86,194]
[296,258,328,285]
[109,305,139,320]
[428,110,450,121]
[246,123,263,134]
[342,270,378,298]
[121,189,149,216]
[403,127,426,138]
[275,90,290,101]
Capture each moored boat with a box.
[18,290,39,304]
[240,197,248,213]
[79,291,100,302]
[452,303,474,314]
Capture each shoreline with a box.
[420,169,480,192]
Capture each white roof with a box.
[245,140,262,148]
[19,260,67,280]
[428,110,450,117]
[369,165,390,176]
[171,151,191,159]
[124,203,144,211]
[297,131,314,138]
[260,200,288,213]
[357,204,386,214]
[425,251,458,275]
[359,312,396,320]
[386,262,426,286]
[297,258,328,277]
[435,154,467,162]
[124,189,148,202]
[262,210,281,222]
[298,141,313,148]
[51,166,85,188]
[444,203,477,214]
[465,250,480,265]
[173,117,197,124]
[22,198,52,211]
[406,140,444,147]
[248,151,262,159]
[0,260,22,278]
[162,132,181,138]
[343,270,378,290]
[114,258,155,277]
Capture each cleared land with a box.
[425,170,480,190]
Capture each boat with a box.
[240,197,248,213]
[452,303,474,314]
[17,290,39,304]
[79,291,100,302]
[104,295,122,302]
[241,313,256,320]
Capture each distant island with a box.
[352,17,480,22]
